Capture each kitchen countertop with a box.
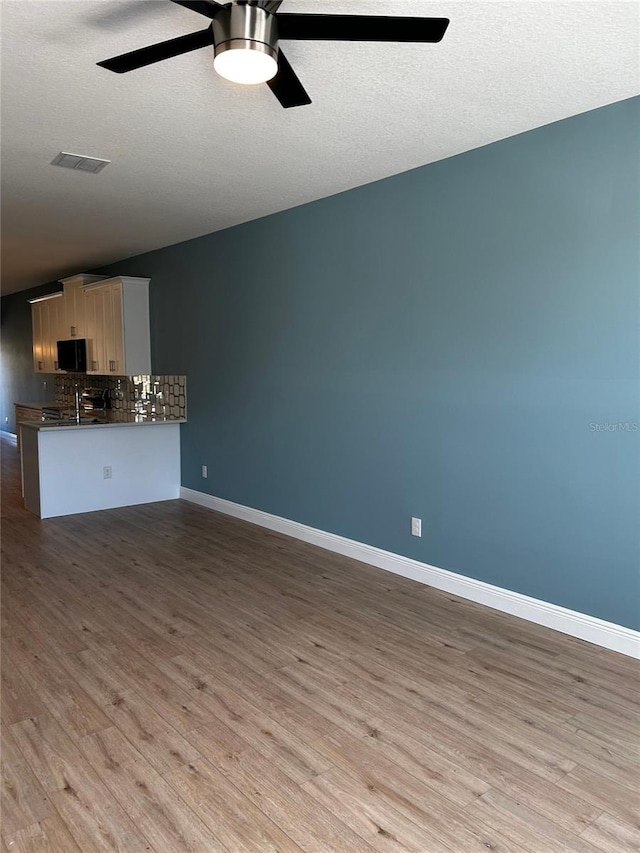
[18,412,186,431]
[15,401,61,410]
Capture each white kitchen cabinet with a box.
[83,286,106,373]
[64,283,85,340]
[31,274,151,376]
[106,283,125,374]
[31,300,44,372]
[82,277,150,375]
[29,292,64,373]
[84,281,125,374]
[59,274,106,341]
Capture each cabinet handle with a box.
[54,361,59,370]
[37,361,43,371]
[91,360,97,371]
[70,326,77,337]
[109,360,118,372]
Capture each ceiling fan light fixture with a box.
[213,44,278,85]
[212,3,279,85]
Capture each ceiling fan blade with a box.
[267,49,311,108]
[170,0,221,19]
[97,26,213,73]
[276,14,450,43]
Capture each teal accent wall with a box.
[98,97,639,629]
[4,97,638,629]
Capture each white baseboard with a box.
[180,487,640,659]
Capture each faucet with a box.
[74,384,83,423]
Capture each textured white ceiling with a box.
[1,0,638,294]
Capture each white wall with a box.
[25,423,181,518]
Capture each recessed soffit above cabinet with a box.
[30,274,151,376]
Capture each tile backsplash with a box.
[55,375,186,419]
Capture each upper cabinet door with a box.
[64,285,86,340]
[83,287,105,373]
[30,295,64,373]
[83,283,125,374]
[31,302,45,372]
[105,282,125,374]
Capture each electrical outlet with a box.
[411,517,422,537]
[103,466,112,479]
[201,465,208,478]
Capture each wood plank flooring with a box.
[1,430,639,852]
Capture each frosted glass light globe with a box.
[214,48,278,85]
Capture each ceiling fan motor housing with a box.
[212,4,279,65]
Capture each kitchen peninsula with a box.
[20,413,184,519]
[16,270,189,518]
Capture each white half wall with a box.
[181,487,640,660]
[29,424,181,518]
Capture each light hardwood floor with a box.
[1,430,639,852]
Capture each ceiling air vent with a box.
[51,152,110,174]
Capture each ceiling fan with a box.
[98,0,450,108]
